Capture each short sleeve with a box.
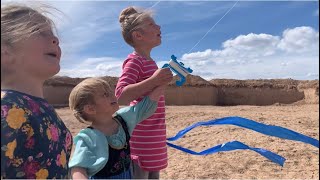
[68,129,108,177]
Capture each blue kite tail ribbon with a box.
[166,116,319,166]
[167,116,319,148]
[166,140,286,166]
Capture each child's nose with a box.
[52,36,59,45]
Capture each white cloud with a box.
[278,26,319,53]
[58,57,123,78]
[181,26,319,80]
[182,33,281,65]
[222,33,280,57]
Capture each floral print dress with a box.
[1,90,73,179]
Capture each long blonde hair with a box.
[69,77,113,123]
[1,3,59,80]
[1,3,58,46]
[119,6,153,47]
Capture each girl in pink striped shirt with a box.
[116,6,173,179]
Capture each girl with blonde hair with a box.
[68,77,164,179]
[116,6,173,179]
[1,3,72,179]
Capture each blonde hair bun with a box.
[119,7,138,23]
[118,6,154,46]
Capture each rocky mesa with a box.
[43,75,319,106]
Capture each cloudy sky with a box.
[1,0,319,80]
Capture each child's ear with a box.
[1,45,13,64]
[132,31,143,41]
[83,104,96,115]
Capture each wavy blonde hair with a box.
[1,3,60,80]
[1,3,59,46]
[69,77,113,123]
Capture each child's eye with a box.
[31,28,41,34]
[103,92,109,97]
[40,30,54,37]
[32,29,53,38]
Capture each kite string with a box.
[187,1,239,53]
[149,1,239,54]
[148,1,161,9]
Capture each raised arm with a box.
[116,58,172,105]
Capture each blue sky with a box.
[2,0,319,80]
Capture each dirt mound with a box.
[210,79,301,89]
[100,76,119,89]
[297,80,319,92]
[43,75,319,106]
[296,80,319,104]
[169,75,214,87]
[209,79,319,105]
[45,76,119,88]
[44,76,86,87]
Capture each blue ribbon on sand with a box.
[166,116,319,166]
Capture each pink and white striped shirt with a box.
[115,52,167,171]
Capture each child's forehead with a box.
[142,16,155,23]
[26,11,51,25]
[138,17,156,28]
[35,24,53,33]
[34,19,52,28]
[94,84,112,93]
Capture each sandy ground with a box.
[57,104,319,179]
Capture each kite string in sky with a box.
[187,0,239,53]
[149,0,239,54]
[148,1,161,10]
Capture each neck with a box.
[1,77,45,98]
[91,116,118,135]
[134,47,152,60]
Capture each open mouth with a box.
[110,101,118,105]
[157,31,161,37]
[46,52,58,58]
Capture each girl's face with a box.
[93,89,119,116]
[138,17,161,48]
[11,24,61,81]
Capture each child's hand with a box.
[150,68,173,86]
[149,85,166,101]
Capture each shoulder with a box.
[114,114,128,126]
[1,91,31,127]
[114,109,133,127]
[1,90,50,111]
[74,128,107,146]
[123,53,147,66]
[123,58,143,67]
[1,90,23,105]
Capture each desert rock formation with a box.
[43,75,319,106]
